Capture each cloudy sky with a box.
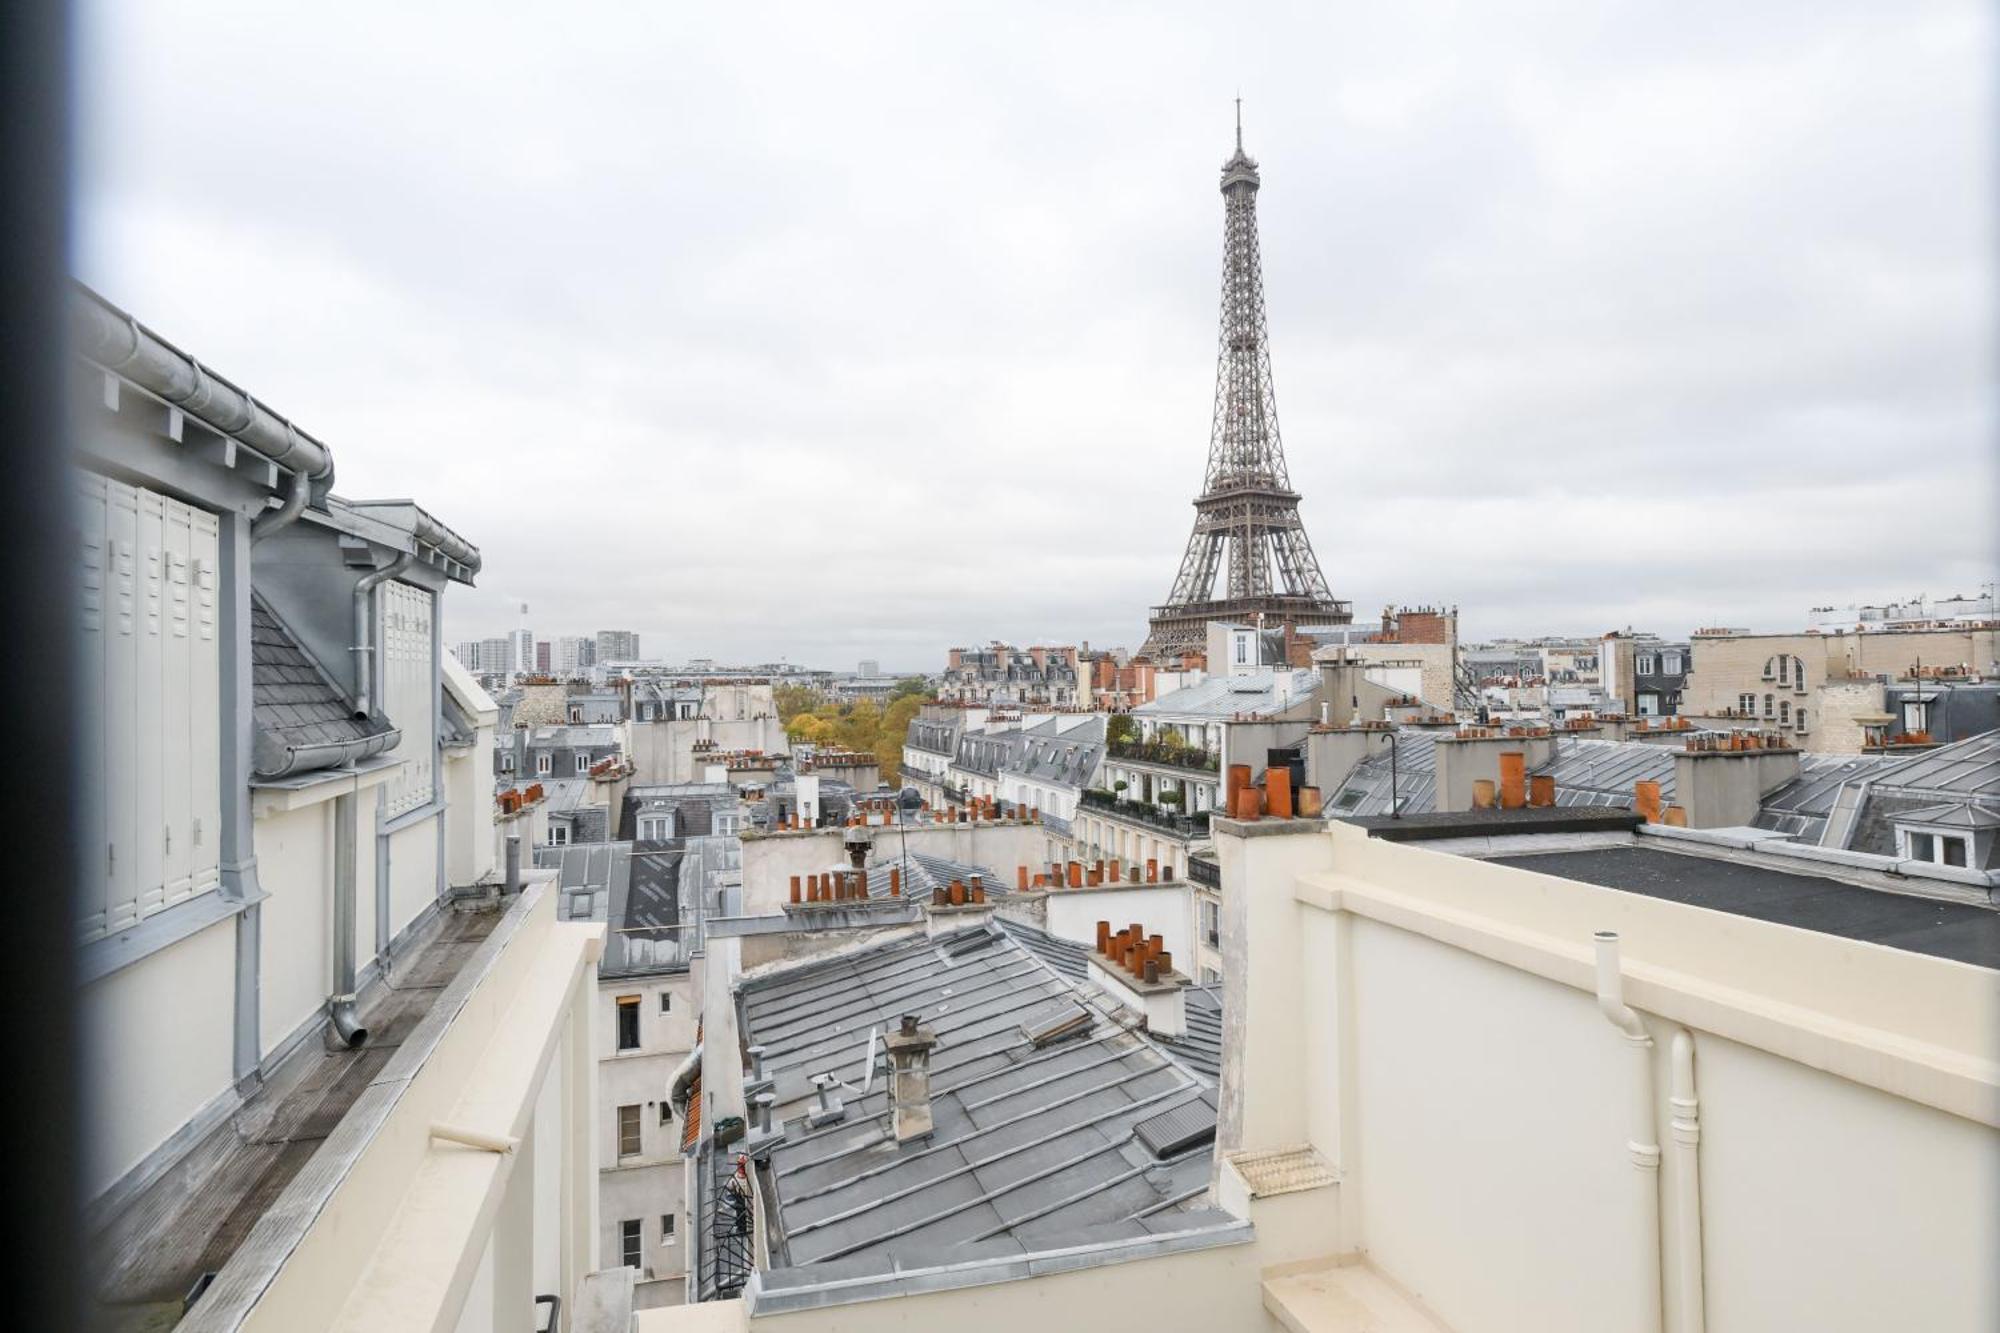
[75,1,1995,669]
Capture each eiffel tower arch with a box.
[1141,116,1351,659]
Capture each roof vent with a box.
[1134,1094,1218,1159]
[1020,1002,1092,1048]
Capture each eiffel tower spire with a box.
[1141,114,1350,659]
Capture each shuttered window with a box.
[78,474,222,943]
[381,580,436,818]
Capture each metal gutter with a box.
[72,282,334,498]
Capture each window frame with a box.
[661,1213,677,1245]
[535,753,552,776]
[616,995,641,1051]
[575,753,591,774]
[620,1218,643,1269]
[616,1102,642,1157]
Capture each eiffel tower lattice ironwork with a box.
[1142,113,1351,659]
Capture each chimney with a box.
[1672,737,1801,829]
[884,1014,940,1142]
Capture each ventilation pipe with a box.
[1593,931,1661,1333]
[325,791,368,1048]
[350,551,414,717]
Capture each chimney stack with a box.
[884,1013,940,1142]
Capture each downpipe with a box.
[1668,1031,1706,1333]
[326,790,368,1049]
[1593,931,1662,1333]
[250,467,309,544]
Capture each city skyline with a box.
[74,1,1994,662]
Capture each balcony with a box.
[1080,788,1210,839]
[1106,738,1220,774]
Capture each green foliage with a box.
[1106,714,1138,745]
[1112,779,1128,792]
[776,682,936,783]
[1157,789,1184,807]
[1155,727,1189,753]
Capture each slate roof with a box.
[995,918,1089,981]
[539,836,729,976]
[1152,985,1224,1082]
[1001,714,1106,790]
[742,926,1223,1279]
[1135,669,1318,721]
[863,851,1002,901]
[250,592,398,779]
[1326,730,1912,844]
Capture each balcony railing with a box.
[1105,738,1220,774]
[1188,855,1221,890]
[1080,788,1210,839]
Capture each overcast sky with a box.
[75,2,1995,670]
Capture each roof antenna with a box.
[1235,94,1243,150]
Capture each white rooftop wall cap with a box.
[72,281,335,496]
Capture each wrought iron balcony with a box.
[1080,788,1210,839]
[1105,738,1221,774]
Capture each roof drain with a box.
[250,463,309,543]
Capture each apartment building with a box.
[72,285,618,1332]
[1682,623,1999,752]
[936,642,1082,706]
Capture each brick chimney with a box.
[1671,734,1800,828]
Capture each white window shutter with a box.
[77,476,223,943]
[103,478,141,935]
[382,581,436,818]
[77,475,110,941]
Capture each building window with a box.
[1902,829,1969,867]
[1763,694,1774,718]
[1202,967,1221,985]
[1663,652,1682,674]
[1776,655,1790,685]
[1796,709,1809,732]
[1636,654,1656,675]
[620,1218,643,1269]
[659,1100,672,1126]
[536,753,552,775]
[616,996,640,1051]
[659,991,672,1013]
[547,824,569,846]
[617,1103,641,1157]
[662,1214,677,1245]
[1738,693,1756,716]
[575,753,591,773]
[1779,701,1790,725]
[1202,899,1220,948]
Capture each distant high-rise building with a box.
[859,659,880,677]
[479,637,510,675]
[535,640,551,674]
[596,629,640,662]
[452,640,483,672]
[507,628,535,674]
[555,635,595,676]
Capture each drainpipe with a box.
[351,551,415,717]
[1593,931,1661,1333]
[250,466,310,543]
[326,790,368,1048]
[1667,1031,1706,1333]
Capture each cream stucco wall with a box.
[387,815,441,945]
[1218,818,2000,1333]
[257,800,333,1059]
[82,915,239,1201]
[738,822,1050,914]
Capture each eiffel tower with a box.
[1141,111,1351,659]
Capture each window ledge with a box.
[79,889,258,985]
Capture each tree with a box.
[1107,714,1138,745]
[889,676,929,702]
